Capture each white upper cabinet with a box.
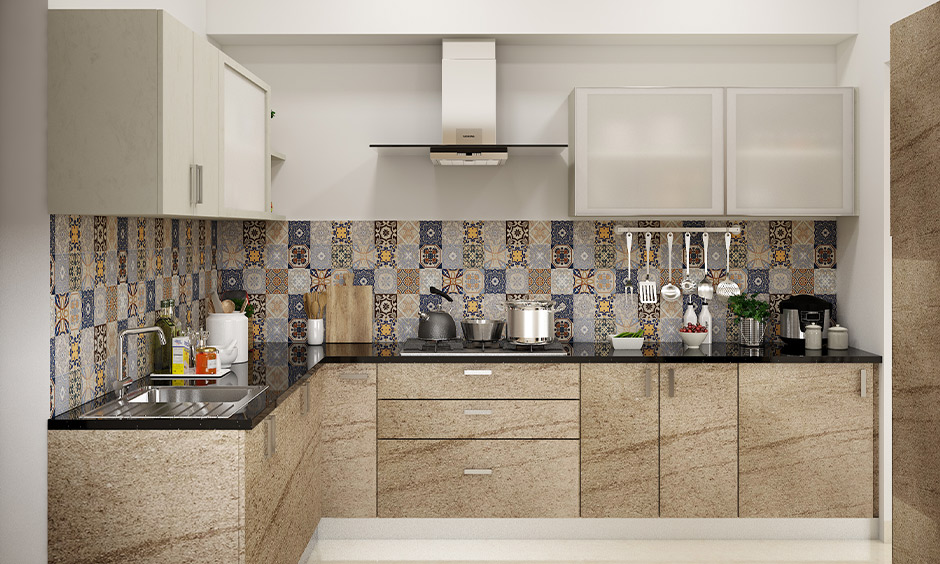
[219,56,273,219]
[727,88,855,216]
[48,10,279,220]
[569,87,725,217]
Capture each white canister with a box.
[307,318,324,345]
[804,323,823,350]
[828,324,849,350]
[207,312,249,363]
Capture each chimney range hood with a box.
[371,39,566,165]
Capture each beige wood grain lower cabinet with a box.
[377,363,579,399]
[581,364,659,517]
[377,399,579,439]
[319,363,377,517]
[377,439,579,518]
[739,364,874,517]
[659,363,738,518]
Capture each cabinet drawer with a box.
[378,400,579,439]
[377,439,579,518]
[377,363,579,399]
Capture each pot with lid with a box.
[418,287,457,341]
[505,299,563,345]
[779,294,832,346]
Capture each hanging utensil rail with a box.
[614,226,741,235]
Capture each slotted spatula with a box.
[716,231,742,299]
[639,232,658,304]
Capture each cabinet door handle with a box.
[264,415,276,459]
[196,164,204,204]
[463,369,492,376]
[861,369,867,398]
[338,373,369,380]
[644,368,652,398]
[463,469,493,475]
[301,382,309,415]
[668,368,675,398]
[463,409,492,416]
[189,164,199,205]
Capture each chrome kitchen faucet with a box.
[116,326,166,399]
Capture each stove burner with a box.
[400,338,568,356]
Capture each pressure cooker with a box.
[778,294,832,346]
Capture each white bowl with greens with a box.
[609,330,644,350]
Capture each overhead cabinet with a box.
[569,87,855,217]
[47,10,280,220]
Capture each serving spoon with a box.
[680,232,696,295]
[697,232,714,300]
[661,232,681,302]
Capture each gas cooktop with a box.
[399,338,569,357]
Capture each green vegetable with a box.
[727,293,770,322]
[614,330,644,339]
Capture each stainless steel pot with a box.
[418,287,457,341]
[505,299,561,345]
[779,294,831,346]
[460,319,505,342]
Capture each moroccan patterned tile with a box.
[551,245,572,268]
[596,296,615,319]
[526,244,550,269]
[789,244,814,269]
[352,242,376,269]
[266,220,288,245]
[483,242,507,269]
[769,268,792,294]
[332,221,352,244]
[245,245,264,268]
[506,221,529,246]
[287,294,307,320]
[397,221,420,245]
[419,293,442,315]
[791,221,814,245]
[419,221,442,246]
[506,245,527,268]
[68,252,82,291]
[396,243,419,269]
[554,318,572,341]
[288,319,307,342]
[310,269,332,291]
[814,221,837,246]
[263,318,286,342]
[419,268,442,295]
[746,241,771,269]
[483,294,506,319]
[220,270,243,291]
[308,220,330,245]
[483,269,506,294]
[92,216,107,252]
[53,254,69,294]
[529,221,550,245]
[688,245,704,269]
[463,243,484,269]
[372,267,396,294]
[265,243,288,269]
[306,245,330,269]
[242,268,264,294]
[80,252,95,290]
[595,221,615,244]
[814,268,837,294]
[441,269,464,295]
[728,269,748,293]
[282,220,309,247]
[574,293,596,318]
[463,269,484,296]
[441,245,462,269]
[331,244,352,269]
[351,221,373,247]
[375,319,396,343]
[770,220,792,246]
[573,221,595,247]
[375,244,396,268]
[374,294,397,320]
[593,244,615,269]
[593,268,615,296]
[266,293,288,319]
[483,221,505,245]
[116,217,128,252]
[397,269,420,294]
[374,220,397,246]
[815,244,836,268]
[396,318,419,341]
[572,317,594,342]
[393,294,417,318]
[286,269,309,294]
[331,269,352,286]
[528,269,551,295]
[573,245,594,269]
[67,216,82,254]
[551,221,573,246]
[792,269,814,294]
[505,268,527,294]
[551,268,573,295]
[170,248,179,275]
[352,269,374,287]
[419,245,442,268]
[639,300,660,321]
[463,220,483,243]
[594,318,616,341]
[769,242,790,268]
[747,269,769,294]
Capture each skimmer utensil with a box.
[697,232,714,300]
[639,232,658,304]
[680,232,696,295]
[716,231,741,299]
[661,232,681,302]
[624,232,634,295]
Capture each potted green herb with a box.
[727,293,770,347]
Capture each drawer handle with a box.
[464,369,492,376]
[668,368,675,398]
[861,369,867,398]
[463,469,493,475]
[463,409,493,416]
[338,373,369,380]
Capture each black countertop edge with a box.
[48,341,881,431]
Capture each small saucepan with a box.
[460,319,505,342]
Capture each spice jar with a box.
[804,323,823,350]
[828,324,849,350]
[193,330,218,375]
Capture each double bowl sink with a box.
[80,385,267,419]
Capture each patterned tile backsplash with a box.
[217,219,837,346]
[49,215,218,415]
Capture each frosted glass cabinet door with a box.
[727,88,855,216]
[220,55,271,218]
[570,88,724,216]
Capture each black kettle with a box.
[418,287,457,340]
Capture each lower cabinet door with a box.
[377,439,579,518]
[739,364,874,517]
[659,363,738,518]
[581,364,659,517]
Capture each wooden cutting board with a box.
[325,283,373,343]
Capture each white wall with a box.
[835,0,937,541]
[48,0,207,35]
[0,0,50,561]
[226,43,837,220]
[208,0,856,38]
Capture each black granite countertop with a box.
[49,341,881,431]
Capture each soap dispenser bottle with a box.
[699,301,713,345]
[683,296,698,327]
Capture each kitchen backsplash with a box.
[49,215,218,415]
[217,219,837,346]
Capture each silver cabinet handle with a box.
[463,409,493,416]
[861,369,867,398]
[301,382,309,415]
[338,373,369,380]
[464,369,492,376]
[264,415,276,459]
[668,368,675,398]
[189,164,199,205]
[196,164,203,204]
[644,368,652,398]
[463,469,493,475]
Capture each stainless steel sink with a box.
[80,385,267,419]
